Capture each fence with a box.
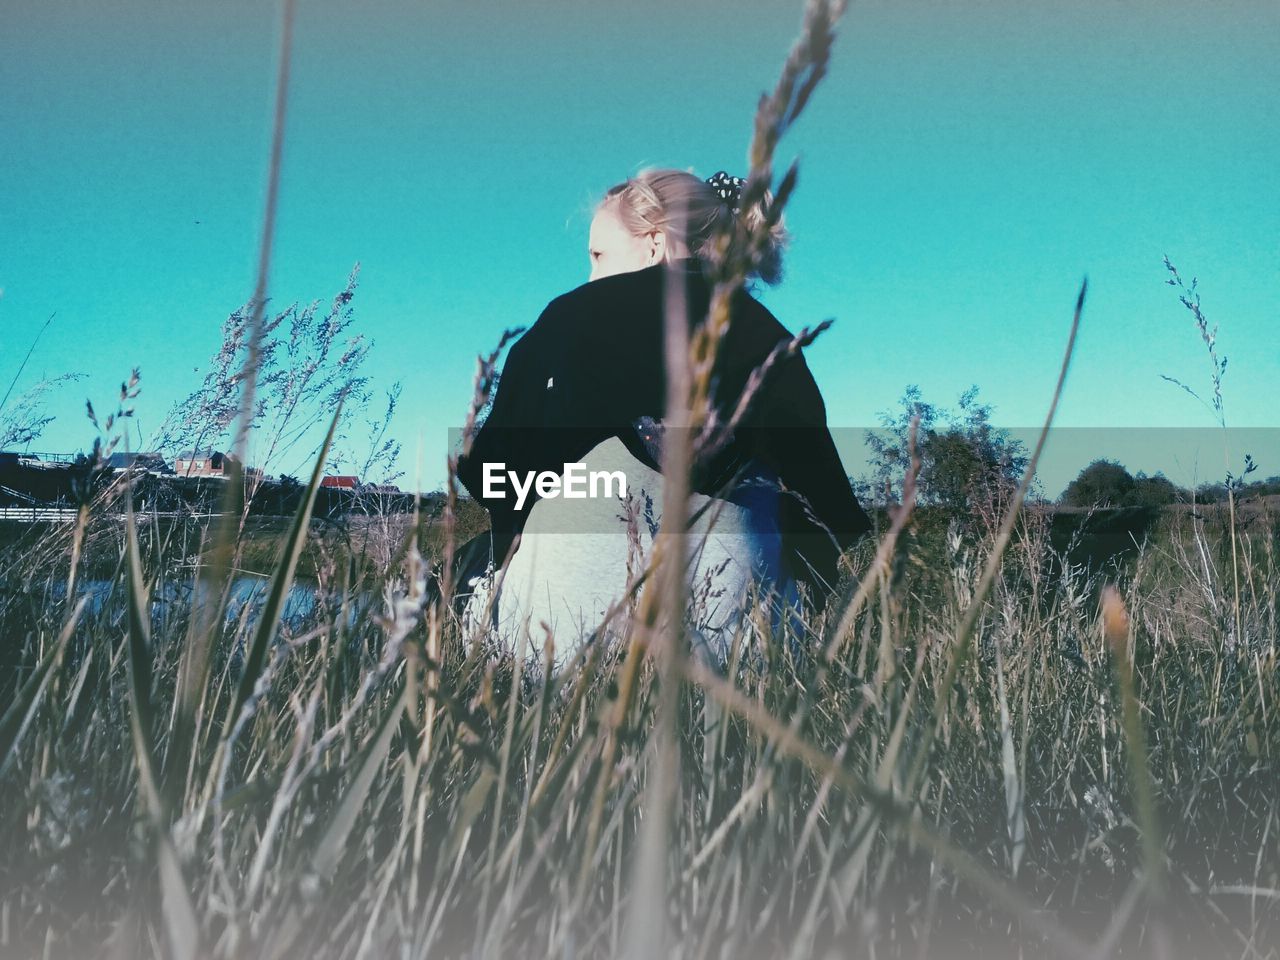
[0,506,80,523]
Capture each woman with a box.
[455,168,870,662]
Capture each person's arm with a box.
[456,266,677,562]
[455,287,627,563]
[455,327,546,566]
[742,350,872,596]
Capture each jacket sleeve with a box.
[743,351,872,596]
[454,325,546,566]
[454,292,622,565]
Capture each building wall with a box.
[175,458,226,478]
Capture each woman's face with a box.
[587,208,660,282]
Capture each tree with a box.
[1061,459,1135,508]
[1130,471,1183,507]
[862,385,1030,512]
[1194,481,1229,504]
[1247,475,1280,498]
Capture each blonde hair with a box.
[598,168,789,286]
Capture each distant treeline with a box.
[1060,458,1280,508]
[0,458,425,517]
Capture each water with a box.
[44,573,329,631]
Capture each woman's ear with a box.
[645,230,667,266]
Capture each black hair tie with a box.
[706,170,746,213]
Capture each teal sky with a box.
[2,0,1277,495]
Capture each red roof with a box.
[321,475,359,489]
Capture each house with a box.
[321,475,360,490]
[107,452,173,475]
[175,449,238,479]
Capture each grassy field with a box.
[0,487,1276,959]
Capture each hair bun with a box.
[600,167,788,286]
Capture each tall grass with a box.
[3,474,1276,958]
[1,1,1277,958]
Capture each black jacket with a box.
[455,259,871,601]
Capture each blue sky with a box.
[2,0,1277,495]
